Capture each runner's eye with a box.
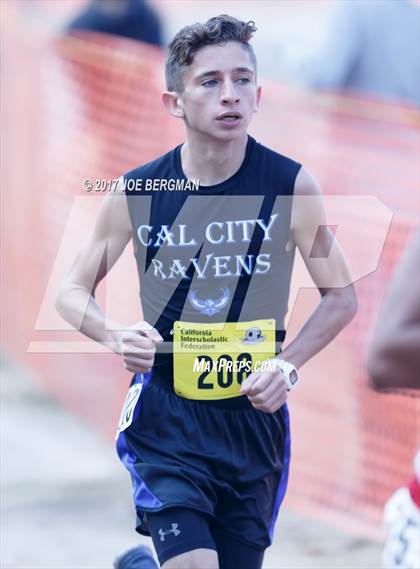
[236,77,250,84]
[202,79,218,87]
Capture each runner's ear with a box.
[253,85,262,113]
[162,91,184,119]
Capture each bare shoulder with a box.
[383,231,420,316]
[94,176,132,240]
[294,167,321,197]
[291,167,325,236]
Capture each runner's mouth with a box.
[216,112,242,123]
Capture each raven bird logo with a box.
[188,287,230,316]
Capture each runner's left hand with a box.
[240,370,288,413]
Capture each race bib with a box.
[173,319,275,400]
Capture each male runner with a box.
[56,15,357,569]
[368,230,420,392]
[367,231,419,569]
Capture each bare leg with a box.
[162,548,219,569]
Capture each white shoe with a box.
[382,487,420,569]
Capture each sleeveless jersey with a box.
[124,136,301,387]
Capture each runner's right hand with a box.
[119,321,163,373]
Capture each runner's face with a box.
[179,42,261,141]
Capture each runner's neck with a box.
[180,135,248,187]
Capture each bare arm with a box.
[55,178,162,370]
[280,167,358,369]
[367,231,420,392]
[241,168,357,412]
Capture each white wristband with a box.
[268,358,299,391]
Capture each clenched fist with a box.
[240,369,288,413]
[119,321,163,373]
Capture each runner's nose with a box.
[220,80,240,105]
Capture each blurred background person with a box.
[381,451,420,569]
[57,0,165,183]
[294,0,420,107]
[367,230,420,392]
[367,231,420,569]
[66,0,162,47]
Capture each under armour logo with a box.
[158,523,181,542]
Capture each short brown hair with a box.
[165,14,257,92]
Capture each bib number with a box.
[173,320,275,400]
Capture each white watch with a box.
[268,358,299,391]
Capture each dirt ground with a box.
[1,357,383,569]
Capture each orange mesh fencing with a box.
[2,16,419,541]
